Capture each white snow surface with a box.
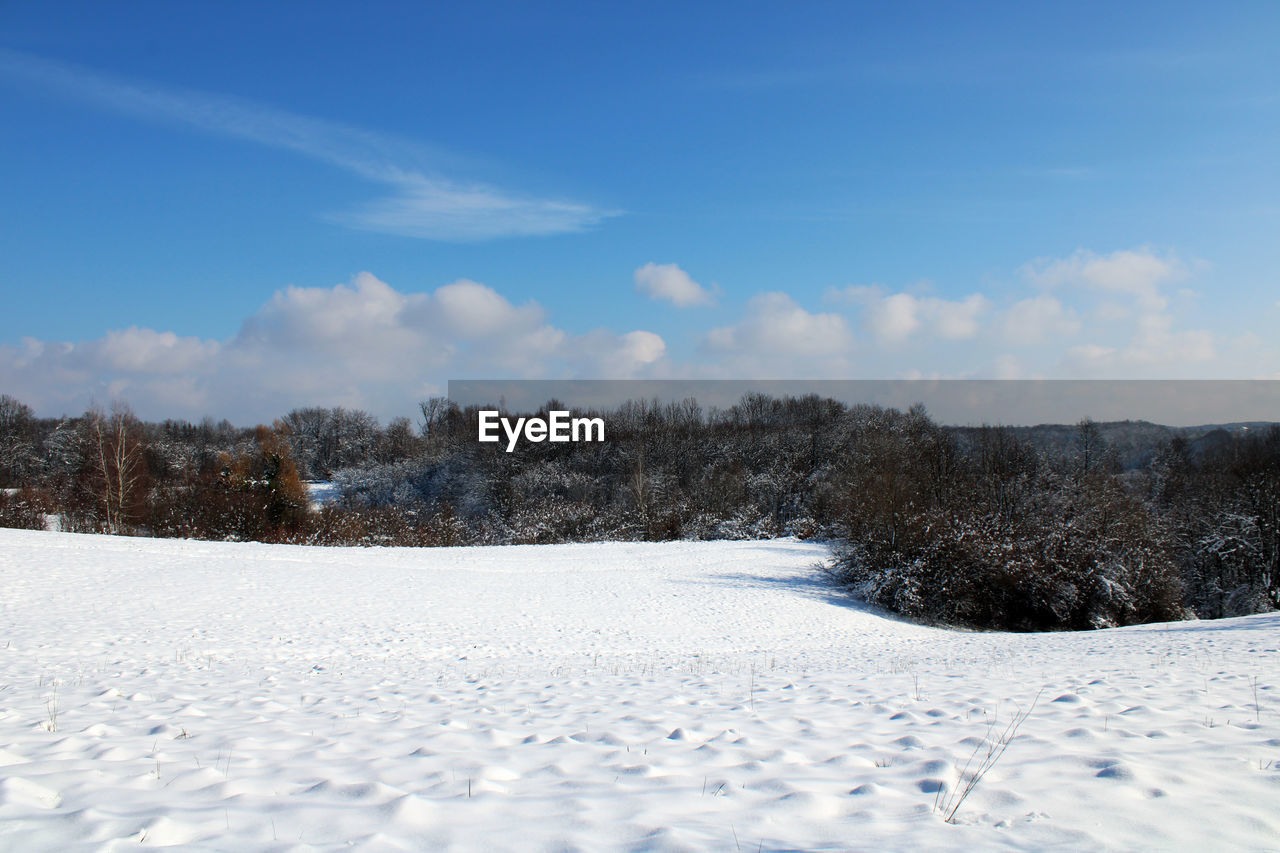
[0,529,1277,851]
[302,482,340,511]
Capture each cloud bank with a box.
[2,248,1267,424]
[697,247,1245,380]
[0,274,665,422]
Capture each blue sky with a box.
[2,1,1278,422]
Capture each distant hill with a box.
[949,420,1280,470]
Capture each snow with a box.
[302,481,340,510]
[0,529,1277,851]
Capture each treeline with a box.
[0,392,1277,630]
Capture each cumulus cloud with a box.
[807,247,1235,378]
[1010,248,1223,372]
[1,248,1257,422]
[633,263,716,307]
[1125,313,1215,365]
[0,49,616,241]
[0,274,663,422]
[705,293,853,365]
[96,327,222,374]
[834,287,988,342]
[570,330,668,377]
[867,292,921,341]
[1002,295,1081,345]
[1021,247,1189,311]
[1064,317,1216,373]
[616,330,667,365]
[931,295,989,340]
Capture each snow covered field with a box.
[0,529,1277,851]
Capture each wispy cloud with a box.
[0,49,617,241]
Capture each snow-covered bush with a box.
[0,487,48,530]
[831,424,1186,631]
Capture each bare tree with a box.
[86,404,148,534]
[419,397,453,438]
[1077,416,1102,477]
[0,395,38,486]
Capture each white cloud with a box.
[705,292,853,358]
[932,294,989,340]
[0,49,615,241]
[431,278,547,339]
[1021,247,1188,311]
[633,263,715,307]
[816,248,1238,378]
[1002,295,1081,345]
[0,274,662,422]
[1064,321,1216,373]
[992,354,1025,379]
[1067,343,1118,366]
[871,293,921,341]
[570,330,667,377]
[96,327,222,374]
[1093,301,1131,322]
[617,330,667,365]
[2,248,1263,421]
[339,179,615,241]
[834,287,988,342]
[1124,313,1215,365]
[1000,248,1225,373]
[239,273,411,353]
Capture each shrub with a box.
[833,464,1187,631]
[0,487,49,530]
